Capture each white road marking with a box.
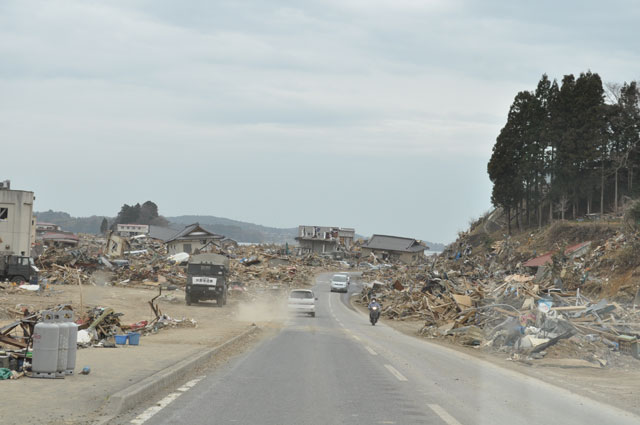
[365,346,378,355]
[130,392,182,424]
[130,376,206,424]
[176,376,205,392]
[428,404,463,425]
[384,364,408,382]
[351,334,361,341]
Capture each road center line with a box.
[427,404,463,425]
[130,392,182,424]
[365,346,378,355]
[384,364,408,382]
[351,334,361,341]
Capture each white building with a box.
[116,223,150,237]
[0,180,35,256]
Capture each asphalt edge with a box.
[94,325,259,425]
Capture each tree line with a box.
[99,200,169,233]
[488,71,640,233]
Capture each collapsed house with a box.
[361,234,428,264]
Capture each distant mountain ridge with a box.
[167,215,297,244]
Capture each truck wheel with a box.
[216,295,223,307]
[11,276,26,283]
[185,294,192,305]
[223,291,227,306]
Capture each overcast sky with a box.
[2,1,639,243]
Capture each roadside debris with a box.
[357,219,640,368]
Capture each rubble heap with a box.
[357,221,640,367]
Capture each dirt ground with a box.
[0,284,287,425]
[374,310,640,415]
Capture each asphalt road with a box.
[130,272,640,425]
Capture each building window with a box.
[183,243,192,253]
[0,207,7,221]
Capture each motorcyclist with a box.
[368,298,381,325]
[368,298,381,310]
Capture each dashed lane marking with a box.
[428,404,463,425]
[130,376,206,424]
[130,393,181,424]
[384,364,408,382]
[365,346,378,355]
[176,376,206,392]
[352,334,361,342]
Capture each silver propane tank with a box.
[32,311,59,379]
[63,310,78,375]
[54,312,69,377]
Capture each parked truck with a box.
[0,255,39,283]
[185,253,229,306]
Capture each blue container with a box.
[115,335,128,345]
[127,332,140,346]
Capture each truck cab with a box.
[0,255,39,283]
[185,253,229,306]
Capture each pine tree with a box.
[100,217,108,234]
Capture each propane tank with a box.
[64,311,78,375]
[32,311,59,379]
[54,312,69,377]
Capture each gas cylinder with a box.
[54,312,69,377]
[32,311,59,379]
[63,311,78,375]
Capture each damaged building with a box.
[0,180,35,257]
[165,223,224,254]
[295,225,355,254]
[361,234,428,264]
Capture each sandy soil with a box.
[0,284,286,425]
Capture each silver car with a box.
[330,273,349,293]
[288,289,317,317]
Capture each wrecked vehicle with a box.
[185,253,229,306]
[0,254,39,283]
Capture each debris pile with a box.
[357,222,640,367]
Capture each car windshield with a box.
[290,291,313,299]
[333,275,347,282]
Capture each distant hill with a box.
[34,210,106,234]
[167,215,298,244]
[423,241,445,252]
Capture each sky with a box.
[2,0,640,244]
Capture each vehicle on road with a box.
[185,253,229,306]
[288,289,317,317]
[330,273,349,292]
[368,299,381,325]
[0,255,38,283]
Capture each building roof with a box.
[362,235,428,253]
[148,225,180,242]
[165,223,224,244]
[42,232,79,242]
[523,241,591,268]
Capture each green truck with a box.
[185,253,229,306]
[0,255,39,283]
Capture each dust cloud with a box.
[235,298,288,323]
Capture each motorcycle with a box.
[369,305,380,326]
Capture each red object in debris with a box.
[523,241,591,267]
[230,285,246,292]
[129,320,148,330]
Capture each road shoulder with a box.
[351,297,640,416]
